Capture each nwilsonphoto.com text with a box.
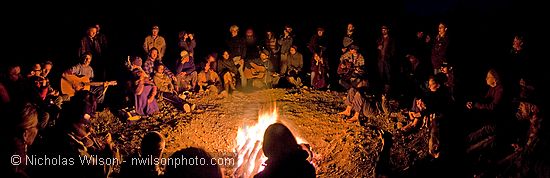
[12,154,237,168]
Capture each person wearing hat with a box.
[437,62,455,101]
[496,81,544,177]
[143,25,167,59]
[342,23,356,52]
[175,50,197,92]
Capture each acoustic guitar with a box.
[61,74,117,97]
[244,63,267,79]
[337,58,354,80]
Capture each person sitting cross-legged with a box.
[153,64,194,113]
[197,54,221,95]
[132,69,159,116]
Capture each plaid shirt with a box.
[143,59,155,75]
[340,51,365,75]
[143,58,175,79]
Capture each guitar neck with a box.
[88,82,107,86]
[88,81,116,86]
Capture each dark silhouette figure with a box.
[254,123,315,178]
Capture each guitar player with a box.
[64,52,111,105]
[245,50,280,89]
[338,45,366,90]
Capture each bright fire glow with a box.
[234,105,308,178]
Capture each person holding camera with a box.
[178,31,196,57]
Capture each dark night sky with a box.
[3,0,544,100]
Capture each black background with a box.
[2,0,544,101]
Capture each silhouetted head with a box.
[141,131,165,158]
[14,103,38,145]
[164,147,222,178]
[263,123,301,159]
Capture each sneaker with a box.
[183,104,196,113]
[127,115,141,121]
[178,94,187,100]
[184,104,191,113]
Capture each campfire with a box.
[234,104,312,178]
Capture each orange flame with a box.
[234,105,309,178]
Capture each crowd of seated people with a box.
[0,19,544,178]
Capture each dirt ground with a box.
[92,88,431,178]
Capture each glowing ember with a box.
[234,105,309,178]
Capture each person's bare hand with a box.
[511,143,521,152]
[238,59,244,66]
[466,102,473,109]
[104,133,113,144]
